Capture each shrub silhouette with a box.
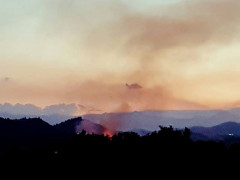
[1,123,240,171]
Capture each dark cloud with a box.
[0,77,11,84]
[126,83,142,90]
[3,77,10,82]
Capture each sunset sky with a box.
[1,0,240,114]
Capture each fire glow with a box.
[103,130,114,139]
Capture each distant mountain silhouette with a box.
[191,121,240,140]
[0,117,52,137]
[130,129,151,136]
[54,117,105,135]
[0,112,74,125]
[2,107,240,128]
[79,119,105,134]
[0,117,104,146]
[83,109,240,131]
[0,117,54,154]
[190,132,210,141]
[1,114,240,148]
[54,117,82,135]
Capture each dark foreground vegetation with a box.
[2,127,240,165]
[1,117,240,175]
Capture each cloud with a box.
[0,103,42,116]
[43,103,77,116]
[3,77,10,82]
[0,103,79,116]
[0,77,12,85]
[126,83,142,90]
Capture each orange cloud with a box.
[1,0,240,111]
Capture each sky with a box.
[1,0,240,114]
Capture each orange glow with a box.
[103,130,114,139]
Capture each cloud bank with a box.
[0,103,78,116]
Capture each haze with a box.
[1,0,240,113]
